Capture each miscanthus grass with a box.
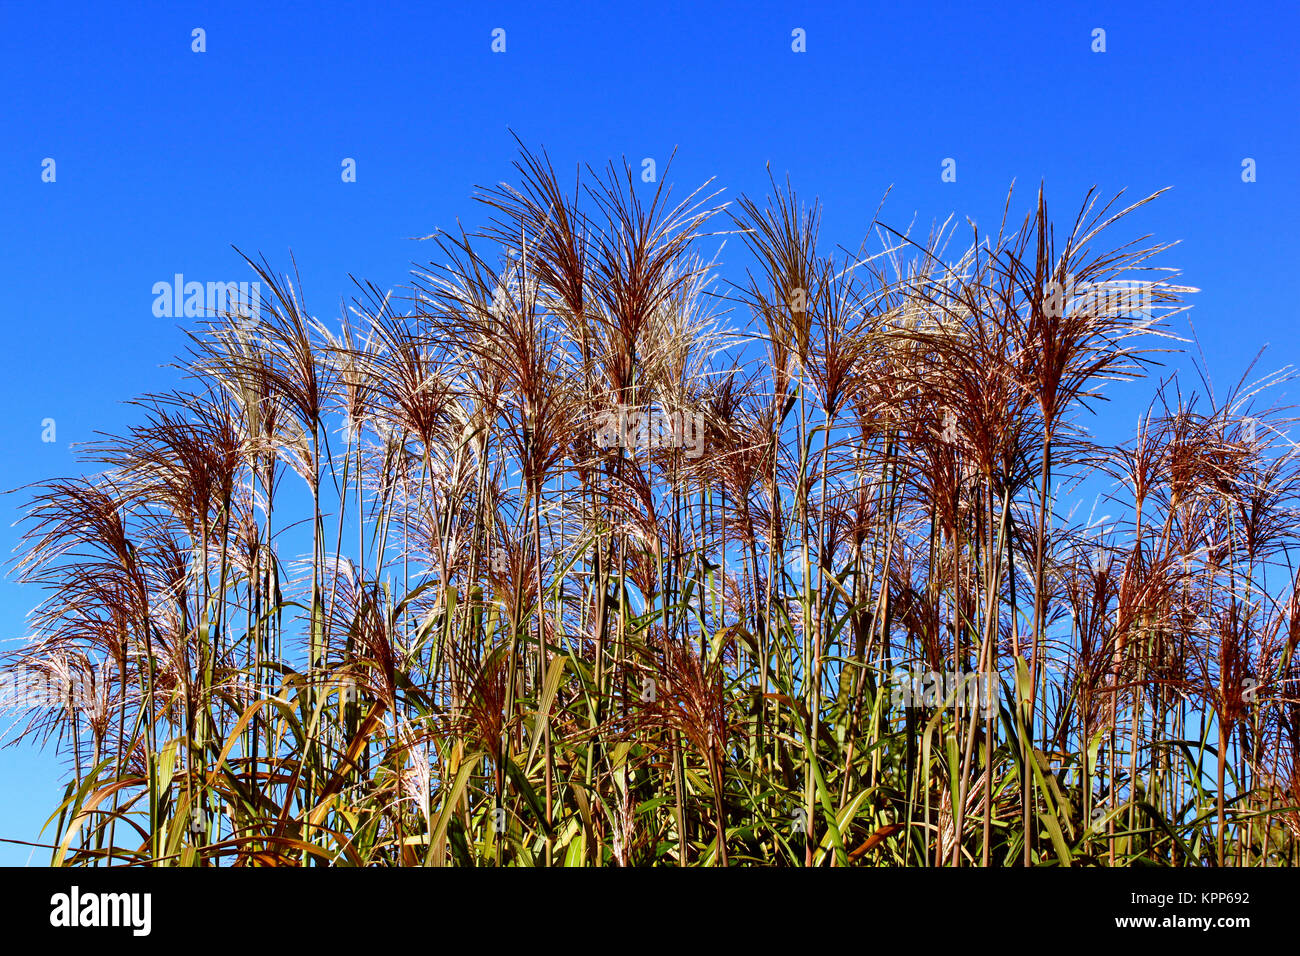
[6,146,1299,867]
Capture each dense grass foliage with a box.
[8,148,1300,866]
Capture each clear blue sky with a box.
[1,0,1296,863]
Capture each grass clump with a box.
[7,146,1298,867]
